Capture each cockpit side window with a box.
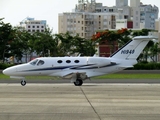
[30,59,38,66]
[37,60,45,66]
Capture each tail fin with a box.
[110,36,158,60]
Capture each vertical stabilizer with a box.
[110,36,157,60]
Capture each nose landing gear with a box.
[21,80,26,86]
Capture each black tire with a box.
[21,80,26,86]
[74,79,83,86]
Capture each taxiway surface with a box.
[0,83,160,120]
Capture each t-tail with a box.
[110,36,158,60]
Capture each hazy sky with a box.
[0,0,159,33]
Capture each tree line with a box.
[0,18,159,63]
[0,19,96,63]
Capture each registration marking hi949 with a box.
[121,50,135,54]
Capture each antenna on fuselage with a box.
[78,54,81,57]
[93,54,97,57]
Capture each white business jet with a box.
[3,36,157,86]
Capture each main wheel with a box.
[74,79,83,86]
[21,80,26,86]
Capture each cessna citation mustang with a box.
[3,36,157,86]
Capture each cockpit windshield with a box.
[30,59,38,66]
[37,60,45,66]
[30,59,45,66]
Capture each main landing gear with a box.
[21,80,26,86]
[74,79,83,86]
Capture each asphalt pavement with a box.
[0,83,160,120]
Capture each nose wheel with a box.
[21,80,26,86]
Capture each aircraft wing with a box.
[62,72,78,79]
[49,70,87,79]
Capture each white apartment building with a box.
[130,0,141,29]
[140,3,159,30]
[59,12,117,38]
[116,0,128,7]
[58,0,159,39]
[20,17,47,33]
[59,0,118,38]
[17,17,47,63]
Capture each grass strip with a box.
[0,73,160,80]
[94,74,160,79]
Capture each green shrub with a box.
[133,62,160,70]
[0,63,14,69]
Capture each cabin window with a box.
[37,60,45,66]
[74,60,79,63]
[30,59,38,66]
[57,60,62,63]
[66,60,71,63]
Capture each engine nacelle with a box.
[87,57,111,67]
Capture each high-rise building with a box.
[140,3,159,29]
[20,17,47,33]
[116,0,128,7]
[58,0,159,57]
[59,0,159,38]
[18,17,47,63]
[59,1,119,38]
[130,0,140,29]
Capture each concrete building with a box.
[58,0,159,57]
[116,0,128,7]
[59,0,159,37]
[130,0,141,29]
[59,0,124,38]
[17,17,47,63]
[59,12,117,39]
[20,17,47,33]
[154,19,160,61]
[140,3,159,30]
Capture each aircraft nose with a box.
[3,67,16,76]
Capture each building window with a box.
[81,33,83,36]
[41,30,44,32]
[37,30,40,32]
[32,30,35,32]
[109,9,113,12]
[124,15,128,19]
[37,26,39,28]
[28,30,31,32]
[41,26,44,28]
[32,26,35,28]
[28,26,30,28]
